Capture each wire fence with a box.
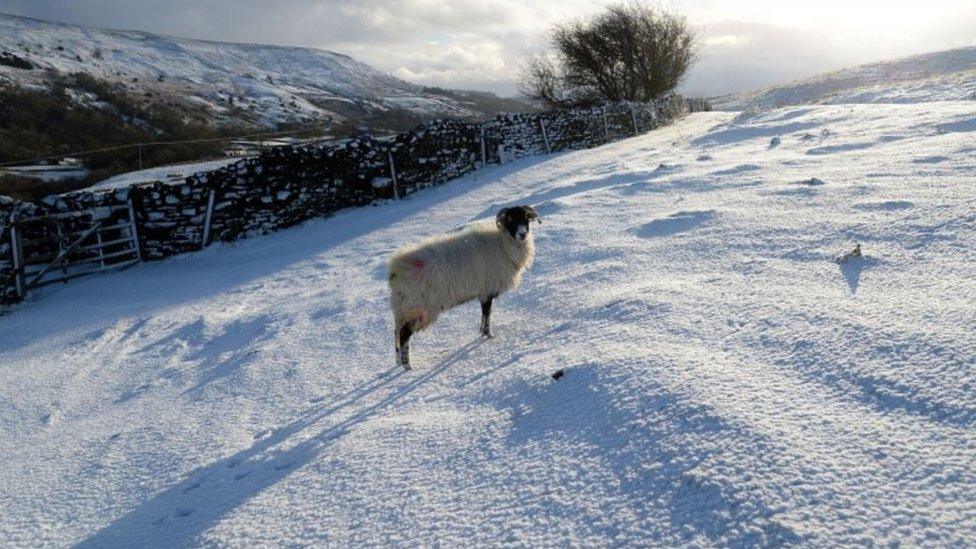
[0,128,335,169]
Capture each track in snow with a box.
[2,104,975,546]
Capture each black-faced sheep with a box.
[388,205,541,370]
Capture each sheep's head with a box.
[496,205,541,242]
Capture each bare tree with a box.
[517,54,565,107]
[519,2,699,108]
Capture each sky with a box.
[0,0,974,97]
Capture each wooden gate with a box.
[8,201,141,299]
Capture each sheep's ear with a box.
[495,207,510,228]
[522,205,541,224]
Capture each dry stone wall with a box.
[1,96,708,305]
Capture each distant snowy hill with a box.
[0,13,523,128]
[714,47,976,110]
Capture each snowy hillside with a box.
[0,13,507,127]
[715,47,976,110]
[2,102,976,546]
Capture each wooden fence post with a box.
[201,188,216,250]
[127,197,142,262]
[631,104,640,135]
[480,126,487,167]
[387,149,399,200]
[540,118,551,154]
[9,217,25,300]
[55,221,68,281]
[95,230,106,268]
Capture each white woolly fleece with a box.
[388,220,535,333]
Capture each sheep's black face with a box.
[496,205,540,242]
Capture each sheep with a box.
[388,205,541,370]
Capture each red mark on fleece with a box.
[408,257,426,278]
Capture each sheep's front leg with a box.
[397,324,413,370]
[480,295,495,338]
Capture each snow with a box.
[0,165,89,182]
[90,158,244,190]
[2,103,976,546]
[715,46,976,110]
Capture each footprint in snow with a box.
[768,178,825,197]
[912,155,949,164]
[853,200,913,211]
[115,382,151,404]
[653,163,681,174]
[632,210,716,238]
[310,306,343,321]
[711,164,761,176]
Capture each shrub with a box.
[0,75,248,197]
[518,2,699,107]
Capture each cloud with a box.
[681,21,851,97]
[1,0,974,97]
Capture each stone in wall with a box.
[391,119,481,197]
[131,179,211,259]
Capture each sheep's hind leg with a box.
[397,324,413,370]
[480,295,495,338]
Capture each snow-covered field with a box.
[90,158,244,190]
[1,103,975,546]
[0,165,89,182]
[715,46,976,110]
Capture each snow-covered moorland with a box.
[0,12,498,127]
[714,46,976,110]
[1,102,975,546]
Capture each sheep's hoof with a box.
[397,349,411,370]
[481,329,494,339]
